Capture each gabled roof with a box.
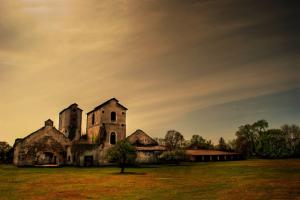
[127,129,158,146]
[59,103,83,114]
[14,122,70,147]
[87,98,127,115]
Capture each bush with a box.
[159,150,186,164]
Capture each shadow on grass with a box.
[110,172,147,175]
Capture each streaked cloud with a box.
[0,0,299,145]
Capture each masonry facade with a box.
[13,119,72,166]
[13,98,134,167]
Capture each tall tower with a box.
[59,103,82,141]
[86,98,127,146]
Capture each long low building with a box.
[185,150,241,161]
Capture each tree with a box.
[107,140,137,173]
[190,135,205,149]
[226,139,237,152]
[281,124,300,157]
[235,120,269,157]
[205,140,214,150]
[0,142,12,163]
[159,150,186,165]
[217,137,227,151]
[165,130,184,150]
[256,129,290,158]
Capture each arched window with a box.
[110,132,116,145]
[111,112,116,122]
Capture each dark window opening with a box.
[68,156,70,162]
[111,112,116,122]
[122,112,125,115]
[84,156,93,167]
[91,113,95,125]
[102,110,104,113]
[110,132,116,145]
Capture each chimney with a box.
[45,119,54,127]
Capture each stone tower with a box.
[59,103,82,141]
[86,98,127,146]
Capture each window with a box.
[91,113,95,125]
[110,132,116,145]
[111,112,116,122]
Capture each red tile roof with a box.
[185,150,239,156]
[135,146,166,151]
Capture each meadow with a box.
[0,159,299,200]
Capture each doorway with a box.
[84,156,93,167]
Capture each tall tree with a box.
[281,124,300,157]
[257,129,289,158]
[0,142,12,163]
[165,130,184,150]
[217,137,227,151]
[235,120,268,157]
[107,140,137,173]
[190,135,206,149]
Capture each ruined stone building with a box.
[13,119,72,166]
[59,103,82,141]
[86,98,127,146]
[13,98,163,167]
[127,129,166,163]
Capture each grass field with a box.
[0,159,300,200]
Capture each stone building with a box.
[13,119,72,166]
[72,98,128,166]
[86,98,127,145]
[13,98,167,167]
[13,98,129,167]
[59,103,82,141]
[127,129,166,163]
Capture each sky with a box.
[0,0,299,145]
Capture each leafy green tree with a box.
[165,130,184,150]
[253,120,269,135]
[107,140,137,173]
[257,129,290,158]
[235,120,269,157]
[281,124,300,157]
[205,140,214,150]
[0,142,12,163]
[189,135,214,149]
[190,135,205,149]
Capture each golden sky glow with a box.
[0,0,299,145]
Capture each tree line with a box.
[156,120,300,159]
[234,120,300,158]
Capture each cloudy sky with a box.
[0,0,299,145]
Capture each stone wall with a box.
[86,99,126,146]
[14,121,71,166]
[59,104,82,141]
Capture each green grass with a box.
[0,159,300,200]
